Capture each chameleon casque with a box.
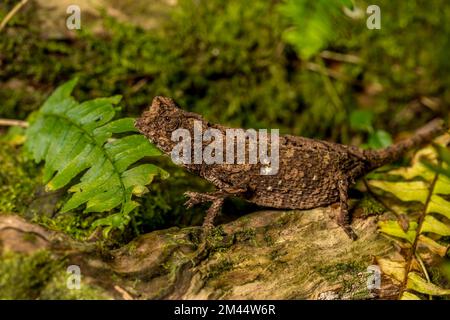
[135,96,445,239]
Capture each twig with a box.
[415,252,432,300]
[0,0,29,33]
[320,50,362,64]
[305,62,350,81]
[399,169,440,299]
[113,285,134,300]
[0,118,29,128]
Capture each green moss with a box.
[3,0,446,140]
[40,272,109,300]
[0,251,59,299]
[315,261,372,299]
[206,226,234,252]
[264,234,275,246]
[234,228,256,244]
[21,232,38,244]
[0,142,40,214]
[316,261,366,280]
[0,134,107,241]
[0,250,109,299]
[205,259,234,280]
[358,195,385,217]
[317,261,375,299]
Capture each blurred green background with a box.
[0,0,449,242]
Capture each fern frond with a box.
[25,79,168,228]
[369,135,450,299]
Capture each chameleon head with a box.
[135,96,186,153]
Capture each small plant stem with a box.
[0,0,29,32]
[398,169,440,299]
[415,252,432,300]
[0,118,29,128]
[320,50,362,64]
[305,62,349,81]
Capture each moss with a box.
[21,232,38,244]
[234,228,256,244]
[205,226,234,252]
[125,243,138,255]
[264,234,275,246]
[358,195,385,217]
[3,0,447,140]
[0,251,59,299]
[205,259,234,281]
[314,261,373,299]
[0,250,109,299]
[316,261,367,280]
[0,142,40,214]
[40,272,110,300]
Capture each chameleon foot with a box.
[338,223,358,240]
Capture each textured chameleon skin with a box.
[135,96,444,238]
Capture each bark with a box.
[0,208,398,300]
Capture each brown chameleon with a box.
[135,96,445,239]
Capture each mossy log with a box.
[0,208,398,299]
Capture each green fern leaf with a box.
[371,135,450,299]
[418,235,449,257]
[376,258,406,283]
[378,220,417,243]
[25,79,167,222]
[422,215,450,236]
[407,272,450,296]
[369,137,450,240]
[369,180,428,204]
[400,291,421,300]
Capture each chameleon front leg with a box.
[337,178,358,240]
[185,188,246,229]
[184,190,227,229]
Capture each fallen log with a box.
[0,208,397,299]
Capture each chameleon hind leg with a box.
[336,178,358,240]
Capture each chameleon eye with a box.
[165,116,181,131]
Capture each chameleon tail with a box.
[364,118,446,171]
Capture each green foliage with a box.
[1,0,448,142]
[350,110,392,149]
[279,0,353,59]
[367,130,392,149]
[25,79,168,235]
[369,136,450,299]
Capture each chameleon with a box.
[135,96,445,239]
